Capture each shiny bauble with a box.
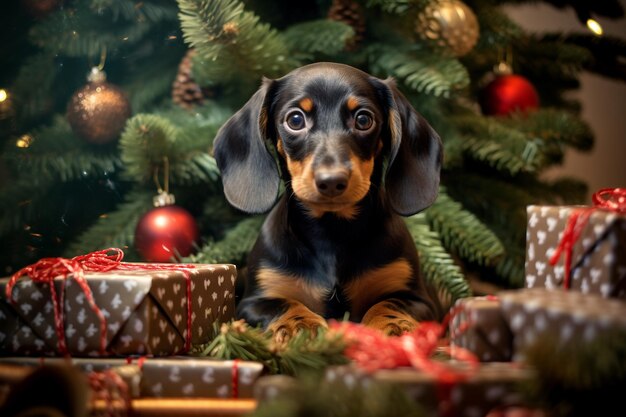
[134,205,199,263]
[66,69,131,145]
[415,0,480,57]
[479,74,540,116]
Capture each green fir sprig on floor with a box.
[196,320,349,376]
[196,321,345,376]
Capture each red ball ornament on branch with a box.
[479,73,539,116]
[135,193,199,263]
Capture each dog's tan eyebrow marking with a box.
[344,259,413,318]
[346,96,360,111]
[299,97,314,112]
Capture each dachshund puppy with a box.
[213,62,443,343]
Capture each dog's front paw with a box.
[361,301,419,336]
[267,301,327,346]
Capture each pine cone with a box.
[327,0,366,51]
[172,50,212,109]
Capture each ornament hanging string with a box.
[6,248,197,355]
[550,188,626,289]
[153,156,170,196]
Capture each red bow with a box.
[550,188,626,289]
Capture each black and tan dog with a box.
[213,62,443,342]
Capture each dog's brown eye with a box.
[355,111,373,131]
[286,111,306,131]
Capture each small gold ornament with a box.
[415,0,480,57]
[66,67,131,144]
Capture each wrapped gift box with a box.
[0,357,265,399]
[499,288,626,361]
[255,364,533,417]
[449,296,513,362]
[0,263,236,356]
[525,205,626,298]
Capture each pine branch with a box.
[501,108,593,169]
[283,19,355,58]
[177,0,297,78]
[554,33,626,80]
[199,320,279,373]
[29,4,154,57]
[453,114,544,175]
[0,178,55,237]
[277,329,349,377]
[89,0,179,23]
[405,213,471,303]
[474,6,524,50]
[189,216,264,265]
[63,188,153,257]
[10,52,56,123]
[3,117,122,183]
[365,0,425,14]
[119,112,222,186]
[367,45,470,98]
[119,114,178,183]
[426,189,505,267]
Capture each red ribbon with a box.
[231,359,240,399]
[6,248,196,356]
[549,188,626,289]
[331,320,477,417]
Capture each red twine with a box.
[6,248,196,356]
[329,320,478,382]
[330,319,478,417]
[88,369,131,417]
[549,188,626,289]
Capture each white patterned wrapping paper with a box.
[450,296,513,362]
[0,356,264,398]
[499,288,626,361]
[0,264,236,356]
[525,205,626,298]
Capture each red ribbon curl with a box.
[6,248,196,356]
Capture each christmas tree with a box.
[1,0,624,305]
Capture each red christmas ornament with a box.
[479,74,539,116]
[135,204,199,263]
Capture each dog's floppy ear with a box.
[377,78,443,216]
[213,79,280,213]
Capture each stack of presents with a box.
[1,195,625,416]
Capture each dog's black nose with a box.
[315,169,349,197]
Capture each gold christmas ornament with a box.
[415,0,480,57]
[66,67,131,144]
